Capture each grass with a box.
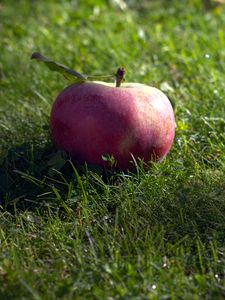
[0,0,225,299]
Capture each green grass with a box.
[0,0,225,299]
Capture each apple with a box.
[50,77,175,170]
[31,53,175,170]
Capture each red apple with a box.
[50,80,175,170]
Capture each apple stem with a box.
[116,67,126,87]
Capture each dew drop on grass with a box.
[26,214,35,223]
[112,0,127,10]
[138,28,146,40]
[93,6,100,16]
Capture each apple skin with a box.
[50,81,175,170]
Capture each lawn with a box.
[0,0,225,299]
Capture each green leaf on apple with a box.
[31,52,87,83]
[31,52,116,83]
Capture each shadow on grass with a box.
[0,141,113,212]
[0,142,74,211]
